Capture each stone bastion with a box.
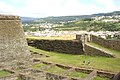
[0,14,30,65]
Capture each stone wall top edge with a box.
[0,14,20,20]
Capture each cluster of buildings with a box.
[25,30,120,40]
[25,30,86,37]
[23,23,63,31]
[92,15,120,22]
[88,31,120,39]
[24,15,120,38]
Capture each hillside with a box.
[21,11,120,23]
[93,11,120,16]
[21,17,38,23]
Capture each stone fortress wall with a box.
[76,34,118,57]
[84,44,114,57]
[0,14,30,63]
[0,15,20,20]
[27,39,84,55]
[76,34,120,51]
[91,35,120,51]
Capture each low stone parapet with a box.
[0,14,20,20]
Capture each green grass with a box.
[31,63,47,69]
[66,71,109,80]
[0,70,11,77]
[47,66,65,74]
[29,46,120,73]
[31,62,106,79]
[54,27,81,31]
[66,71,88,78]
[31,62,109,80]
[86,42,120,58]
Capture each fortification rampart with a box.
[91,35,120,51]
[84,44,114,57]
[27,39,84,55]
[0,14,30,63]
[0,15,20,20]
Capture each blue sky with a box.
[0,0,120,18]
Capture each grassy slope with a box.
[29,46,120,73]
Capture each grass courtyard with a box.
[27,36,120,79]
[29,46,120,73]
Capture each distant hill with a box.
[21,11,120,23]
[93,11,120,16]
[38,15,94,23]
[21,17,38,23]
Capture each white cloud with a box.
[0,0,119,17]
[96,0,119,12]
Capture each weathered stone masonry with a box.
[27,39,84,55]
[91,35,120,51]
[0,15,30,63]
[84,44,114,57]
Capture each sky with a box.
[0,0,120,18]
